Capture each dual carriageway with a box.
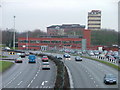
[0,50,119,89]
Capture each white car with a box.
[42,62,50,70]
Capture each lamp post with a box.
[13,16,16,49]
[26,31,29,50]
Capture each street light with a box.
[13,16,16,49]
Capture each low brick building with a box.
[18,29,91,50]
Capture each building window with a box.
[30,40,36,43]
[51,41,61,43]
[19,40,29,43]
[41,40,50,43]
[73,41,81,44]
[62,41,72,44]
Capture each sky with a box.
[0,0,119,32]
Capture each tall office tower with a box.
[88,10,101,30]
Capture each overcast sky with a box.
[0,0,119,32]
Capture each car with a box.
[93,50,99,55]
[104,74,117,84]
[42,62,50,70]
[63,53,70,58]
[25,51,30,56]
[28,55,36,63]
[15,57,23,63]
[41,56,49,62]
[55,55,63,60]
[87,50,94,56]
[20,53,26,58]
[75,56,82,61]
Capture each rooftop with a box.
[47,24,85,29]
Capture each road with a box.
[50,53,119,88]
[0,53,56,89]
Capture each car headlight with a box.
[113,80,116,81]
[106,80,109,81]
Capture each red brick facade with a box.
[18,30,91,50]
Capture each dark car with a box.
[75,56,82,61]
[63,53,70,58]
[19,53,26,58]
[104,74,117,84]
[15,57,23,63]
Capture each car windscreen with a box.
[106,75,116,78]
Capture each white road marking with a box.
[43,86,46,88]
[96,85,99,87]
[40,86,42,88]
[41,82,45,86]
[36,86,39,88]
[35,74,38,77]
[41,81,48,86]
[4,72,22,87]
[31,80,33,83]
[27,84,31,87]
[33,77,36,80]
[45,86,48,88]
[17,81,23,85]
[45,81,48,83]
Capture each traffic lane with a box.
[27,59,56,88]
[65,60,98,88]
[2,56,56,88]
[2,57,35,88]
[79,60,118,88]
[6,64,40,88]
[2,58,27,87]
[82,58,118,88]
[65,56,118,88]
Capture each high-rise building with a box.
[88,10,101,30]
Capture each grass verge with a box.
[0,61,14,72]
[81,56,120,71]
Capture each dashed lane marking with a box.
[17,81,23,85]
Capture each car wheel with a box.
[104,81,107,84]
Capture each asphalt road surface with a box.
[0,55,56,89]
[50,53,119,88]
[65,56,118,88]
